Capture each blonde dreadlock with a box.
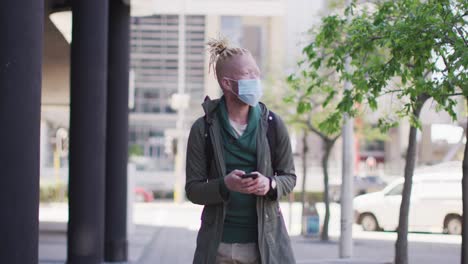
[207,35,250,79]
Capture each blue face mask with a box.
[225,78,263,107]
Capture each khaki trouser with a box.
[215,242,260,264]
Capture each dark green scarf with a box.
[218,97,261,243]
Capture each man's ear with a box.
[220,77,230,90]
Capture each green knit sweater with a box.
[218,98,260,243]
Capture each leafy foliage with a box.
[288,0,467,133]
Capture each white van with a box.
[354,174,462,235]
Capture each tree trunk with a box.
[462,97,468,264]
[321,140,334,241]
[301,130,309,234]
[395,95,429,264]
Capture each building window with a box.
[130,15,206,114]
[128,124,173,171]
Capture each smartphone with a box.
[240,173,258,179]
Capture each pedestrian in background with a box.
[185,36,297,264]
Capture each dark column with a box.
[0,1,43,264]
[104,0,130,262]
[67,0,109,263]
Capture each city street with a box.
[39,201,461,263]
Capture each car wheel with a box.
[360,214,379,232]
[446,216,462,235]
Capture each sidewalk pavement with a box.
[39,223,156,264]
[39,223,390,264]
[39,202,461,264]
[40,222,460,264]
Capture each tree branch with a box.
[304,114,341,142]
[369,36,383,41]
[455,27,468,47]
[424,70,431,79]
[447,92,464,97]
[438,53,450,74]
[305,117,328,141]
[332,134,341,143]
[380,89,405,97]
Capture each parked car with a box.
[135,187,154,203]
[354,174,462,235]
[329,175,387,202]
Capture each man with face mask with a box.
[185,36,297,264]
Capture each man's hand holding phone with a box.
[224,170,269,195]
[240,173,258,179]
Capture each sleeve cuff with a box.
[266,176,278,200]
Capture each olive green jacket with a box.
[185,98,297,264]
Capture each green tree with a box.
[262,77,312,231]
[264,74,341,240]
[286,66,388,241]
[129,144,144,157]
[291,0,467,263]
[285,68,341,241]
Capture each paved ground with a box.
[134,227,460,264]
[39,225,156,264]
[39,202,461,264]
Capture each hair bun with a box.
[206,35,249,75]
[207,36,230,56]
[207,35,230,73]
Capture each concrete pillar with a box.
[0,1,43,263]
[67,0,109,263]
[104,0,130,261]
